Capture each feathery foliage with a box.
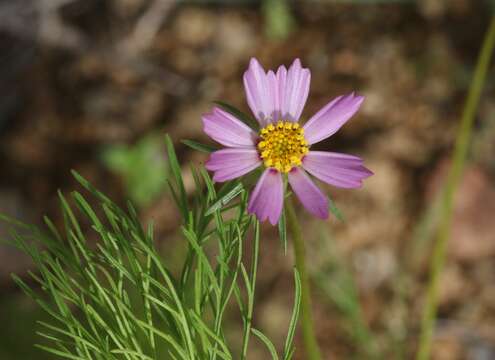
[1,135,302,360]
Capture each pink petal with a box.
[202,107,257,148]
[303,93,364,145]
[243,58,311,125]
[276,65,287,121]
[288,167,328,219]
[279,59,311,122]
[267,70,280,122]
[243,58,276,127]
[302,151,373,189]
[247,169,284,225]
[206,148,261,182]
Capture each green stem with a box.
[241,221,260,360]
[416,15,495,360]
[286,198,322,360]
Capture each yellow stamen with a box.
[257,121,309,173]
[264,159,273,167]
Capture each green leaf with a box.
[214,101,259,131]
[181,139,218,154]
[252,328,280,360]
[165,134,188,220]
[0,213,35,230]
[283,269,302,360]
[328,197,345,222]
[205,182,244,216]
[71,170,113,204]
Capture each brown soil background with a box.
[1,1,495,359]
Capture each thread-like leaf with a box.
[165,134,188,220]
[206,182,244,216]
[328,196,345,222]
[252,328,280,360]
[182,139,218,154]
[214,101,259,130]
[283,269,302,360]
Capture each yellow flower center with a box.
[257,121,309,173]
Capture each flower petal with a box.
[243,58,311,125]
[206,148,261,182]
[202,107,257,148]
[275,65,287,121]
[247,169,284,225]
[267,70,280,122]
[243,58,275,126]
[279,59,310,122]
[302,151,373,189]
[288,167,328,219]
[303,93,364,145]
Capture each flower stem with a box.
[416,15,495,360]
[286,198,322,360]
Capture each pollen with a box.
[257,121,309,173]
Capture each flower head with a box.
[203,58,373,225]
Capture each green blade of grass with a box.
[416,15,495,360]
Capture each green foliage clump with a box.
[1,135,301,360]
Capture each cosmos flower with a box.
[203,58,373,225]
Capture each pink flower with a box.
[203,58,373,225]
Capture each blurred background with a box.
[1,0,495,359]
